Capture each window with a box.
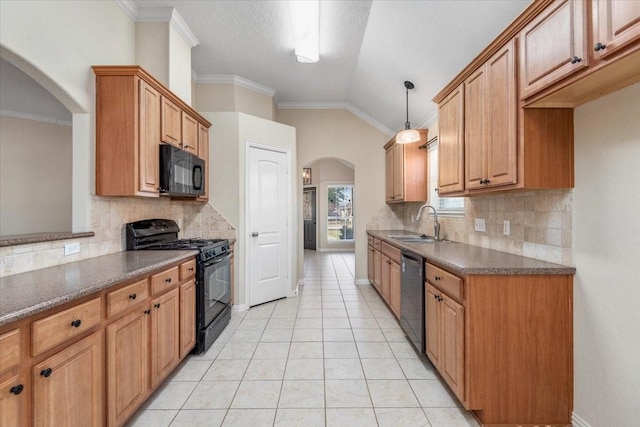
[327,185,354,241]
[428,139,465,215]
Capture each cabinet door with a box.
[150,288,180,388]
[373,249,382,291]
[380,255,391,302]
[388,261,401,318]
[0,374,28,427]
[485,39,517,188]
[138,80,160,194]
[392,144,404,200]
[464,66,487,190]
[438,84,465,194]
[367,246,375,282]
[440,295,465,401]
[179,279,196,359]
[197,124,209,202]
[593,0,640,60]
[181,112,198,155]
[520,0,588,99]
[161,97,181,147]
[425,284,441,369]
[33,332,102,427]
[385,148,394,201]
[106,309,149,427]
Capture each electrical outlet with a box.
[474,218,486,232]
[64,242,80,256]
[503,220,511,236]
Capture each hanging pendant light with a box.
[395,80,420,144]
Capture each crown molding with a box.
[195,74,277,97]
[114,1,199,48]
[277,101,395,136]
[416,109,439,129]
[0,109,72,126]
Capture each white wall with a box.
[136,22,169,86]
[203,112,297,308]
[0,116,72,235]
[573,83,640,427]
[277,108,389,283]
[193,83,275,120]
[168,22,192,105]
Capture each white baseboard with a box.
[572,412,592,427]
[290,282,300,297]
[231,304,247,312]
[316,247,355,253]
[355,278,371,285]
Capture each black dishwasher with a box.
[400,250,425,353]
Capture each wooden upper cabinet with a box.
[519,0,588,99]
[464,67,486,190]
[161,97,182,147]
[384,129,428,203]
[181,112,199,155]
[593,0,640,60]
[438,85,465,195]
[139,80,161,194]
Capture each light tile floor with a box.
[127,251,479,427]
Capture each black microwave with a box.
[159,145,205,197]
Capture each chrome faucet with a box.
[415,204,441,241]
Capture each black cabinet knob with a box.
[570,56,582,64]
[70,319,82,328]
[433,294,438,300]
[129,293,137,300]
[10,384,24,395]
[188,267,194,271]
[154,303,161,309]
[144,309,151,315]
[165,277,172,283]
[594,42,606,51]
[435,276,441,281]
[40,368,53,378]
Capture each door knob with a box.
[251,232,259,237]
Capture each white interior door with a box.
[248,145,289,306]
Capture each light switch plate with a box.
[503,220,511,236]
[474,218,486,232]
[64,242,80,256]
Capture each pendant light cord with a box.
[405,85,410,129]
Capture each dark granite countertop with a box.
[0,231,95,247]
[0,250,197,327]
[367,230,575,276]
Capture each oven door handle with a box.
[204,253,230,267]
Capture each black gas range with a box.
[126,219,231,354]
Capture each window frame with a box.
[326,183,355,243]
[427,138,465,217]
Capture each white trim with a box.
[290,282,300,297]
[572,413,592,427]
[316,247,354,253]
[416,109,439,130]
[231,304,248,312]
[113,3,199,48]
[277,101,395,137]
[195,74,276,97]
[355,278,371,285]
[0,109,72,126]
[191,69,199,83]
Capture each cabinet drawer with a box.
[106,278,148,319]
[150,266,179,295]
[0,329,21,373]
[426,263,463,302]
[381,242,401,264]
[31,298,101,356]
[179,259,196,281]
[372,238,382,250]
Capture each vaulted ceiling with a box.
[137,0,532,135]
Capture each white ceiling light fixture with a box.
[396,80,420,144]
[289,0,320,63]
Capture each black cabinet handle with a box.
[144,309,151,315]
[10,384,24,395]
[165,277,172,283]
[40,368,53,378]
[570,56,582,64]
[433,294,438,300]
[70,319,82,328]
[129,293,137,300]
[188,267,194,271]
[154,303,161,309]
[435,276,441,281]
[594,42,606,51]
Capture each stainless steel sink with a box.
[387,234,454,243]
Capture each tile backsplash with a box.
[0,197,236,277]
[368,189,573,266]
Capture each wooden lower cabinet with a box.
[150,288,180,388]
[380,255,391,301]
[0,374,28,427]
[179,279,196,358]
[32,332,103,427]
[367,245,375,282]
[367,236,402,319]
[388,260,401,318]
[106,309,149,427]
[373,248,382,291]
